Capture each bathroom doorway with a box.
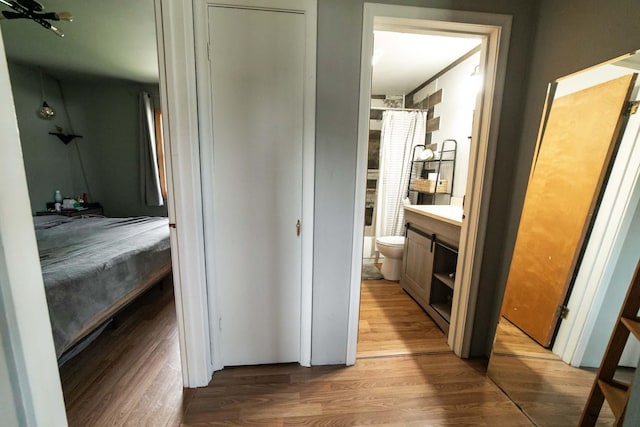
[347,5,512,364]
[356,29,482,358]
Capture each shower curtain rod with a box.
[378,107,426,112]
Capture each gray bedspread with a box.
[34,215,171,358]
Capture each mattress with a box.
[34,215,171,358]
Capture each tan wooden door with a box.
[501,74,637,347]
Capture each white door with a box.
[208,6,304,365]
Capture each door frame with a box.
[347,3,512,362]
[155,0,215,385]
[0,2,215,425]
[550,62,640,365]
[192,0,317,368]
[0,28,68,426]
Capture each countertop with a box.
[404,204,463,226]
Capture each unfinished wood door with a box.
[501,74,637,347]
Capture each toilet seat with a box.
[375,235,405,281]
[376,235,405,247]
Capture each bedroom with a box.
[0,0,175,377]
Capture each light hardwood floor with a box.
[357,279,450,358]
[59,279,194,426]
[183,354,531,426]
[488,317,635,426]
[60,277,533,426]
[180,279,530,425]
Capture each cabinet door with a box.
[401,228,434,308]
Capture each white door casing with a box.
[155,0,214,386]
[0,28,68,426]
[348,4,512,362]
[199,0,316,366]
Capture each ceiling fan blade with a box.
[1,10,28,19]
[49,23,63,37]
[16,0,43,12]
[36,11,57,20]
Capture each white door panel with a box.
[208,6,304,365]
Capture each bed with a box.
[34,215,172,359]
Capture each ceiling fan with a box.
[0,0,72,37]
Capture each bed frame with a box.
[61,261,173,358]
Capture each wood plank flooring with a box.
[59,278,193,426]
[59,277,534,426]
[181,280,529,425]
[183,354,531,426]
[488,317,635,426]
[357,279,450,358]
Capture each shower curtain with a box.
[375,110,427,237]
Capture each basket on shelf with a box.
[413,178,448,193]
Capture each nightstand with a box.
[37,203,104,217]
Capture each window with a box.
[153,108,167,200]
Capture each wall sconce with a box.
[470,65,482,95]
[372,48,384,66]
[37,69,56,120]
[49,126,82,144]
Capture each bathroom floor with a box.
[357,279,450,358]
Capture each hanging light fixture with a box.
[469,65,482,95]
[37,69,55,120]
[0,0,73,37]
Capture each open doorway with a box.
[347,4,513,363]
[357,29,482,359]
[0,0,186,423]
[487,51,640,426]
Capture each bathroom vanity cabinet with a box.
[401,205,462,335]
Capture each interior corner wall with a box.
[7,62,74,214]
[482,0,640,357]
[312,0,539,364]
[312,0,362,364]
[60,80,167,217]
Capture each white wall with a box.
[0,296,23,427]
[0,32,68,426]
[581,199,640,367]
[412,52,480,199]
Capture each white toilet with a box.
[375,236,406,281]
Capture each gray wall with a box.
[482,0,640,355]
[61,80,167,217]
[8,63,74,213]
[312,0,540,363]
[8,62,166,217]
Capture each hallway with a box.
[59,278,532,426]
[357,279,450,358]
